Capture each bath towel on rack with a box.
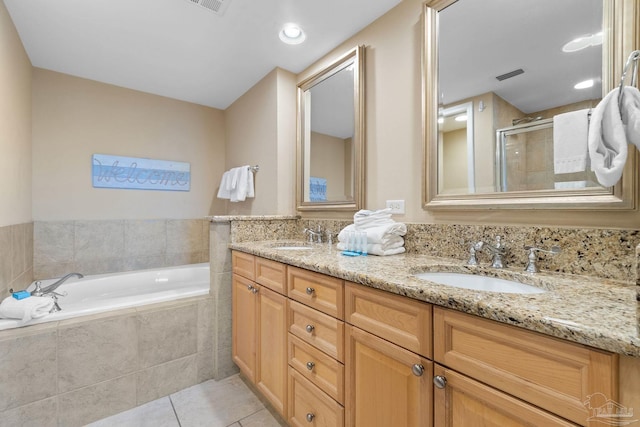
[553,109,590,174]
[216,165,255,202]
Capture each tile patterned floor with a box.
[86,375,286,427]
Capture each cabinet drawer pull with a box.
[305,324,315,333]
[306,287,315,295]
[247,284,254,291]
[251,287,259,294]
[306,361,315,371]
[433,375,447,389]
[411,364,425,377]
[306,413,315,422]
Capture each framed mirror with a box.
[297,45,365,211]
[423,0,638,210]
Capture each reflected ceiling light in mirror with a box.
[574,79,595,89]
[279,23,306,45]
[562,32,603,53]
[454,114,467,122]
[438,117,444,124]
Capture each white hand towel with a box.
[588,88,629,187]
[338,223,406,245]
[337,240,404,253]
[620,85,640,149]
[0,296,54,323]
[216,171,232,199]
[353,208,394,229]
[553,109,590,174]
[232,166,250,202]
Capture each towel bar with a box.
[248,165,259,173]
[618,50,639,110]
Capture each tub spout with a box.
[35,272,83,296]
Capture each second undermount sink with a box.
[414,272,545,294]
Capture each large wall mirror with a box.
[297,45,365,211]
[423,0,638,210]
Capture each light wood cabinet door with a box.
[255,257,287,295]
[345,325,432,427]
[256,286,288,416]
[433,364,578,426]
[232,273,256,382]
[434,307,618,425]
[232,251,255,280]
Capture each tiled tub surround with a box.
[0,296,215,427]
[229,240,640,358]
[0,222,33,299]
[34,218,209,279]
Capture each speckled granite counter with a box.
[229,240,640,358]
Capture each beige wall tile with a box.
[25,222,33,271]
[2,396,57,427]
[11,224,26,281]
[34,261,75,280]
[125,219,166,257]
[58,314,138,393]
[58,374,137,427]
[165,251,203,267]
[0,330,57,411]
[197,298,213,352]
[74,220,125,261]
[167,219,204,254]
[137,304,197,368]
[124,255,166,272]
[34,221,74,264]
[197,348,215,383]
[0,226,12,296]
[73,258,125,276]
[136,355,197,405]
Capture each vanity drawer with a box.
[434,307,618,426]
[289,333,344,404]
[232,251,255,281]
[289,300,344,362]
[345,282,432,358]
[288,367,344,427]
[255,257,286,295]
[288,266,344,319]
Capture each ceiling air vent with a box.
[184,0,231,16]
[495,68,524,81]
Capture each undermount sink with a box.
[414,272,545,294]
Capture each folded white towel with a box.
[353,208,394,229]
[588,88,629,187]
[0,296,54,323]
[553,109,590,174]
[338,223,406,245]
[337,240,404,253]
[620,85,640,149]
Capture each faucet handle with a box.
[467,241,484,265]
[523,245,561,273]
[31,281,43,297]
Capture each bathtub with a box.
[0,263,210,331]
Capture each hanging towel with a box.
[588,88,629,187]
[217,166,255,202]
[0,295,54,323]
[553,109,590,174]
[620,85,640,149]
[216,171,233,199]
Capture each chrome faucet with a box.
[31,272,83,296]
[468,236,507,268]
[524,245,561,273]
[303,226,323,243]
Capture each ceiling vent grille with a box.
[496,68,524,81]
[185,0,231,16]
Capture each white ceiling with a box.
[3,0,401,109]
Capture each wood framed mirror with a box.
[422,0,638,210]
[297,45,365,211]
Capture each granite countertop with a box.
[229,240,640,358]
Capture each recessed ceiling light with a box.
[562,32,603,53]
[279,23,306,45]
[574,79,594,89]
[454,114,468,122]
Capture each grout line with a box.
[168,395,182,427]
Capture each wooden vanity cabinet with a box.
[344,282,433,427]
[231,252,288,417]
[433,307,618,426]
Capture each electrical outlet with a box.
[385,199,405,214]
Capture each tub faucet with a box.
[32,272,83,296]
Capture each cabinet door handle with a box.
[306,413,315,422]
[251,287,259,294]
[305,324,315,333]
[411,364,425,377]
[247,284,254,291]
[306,287,315,295]
[306,361,315,371]
[433,375,447,389]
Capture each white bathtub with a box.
[0,263,210,331]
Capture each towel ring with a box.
[618,50,640,110]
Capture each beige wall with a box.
[298,0,640,228]
[0,0,32,227]
[32,69,225,221]
[224,67,296,215]
[441,128,467,194]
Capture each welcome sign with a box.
[92,154,191,191]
